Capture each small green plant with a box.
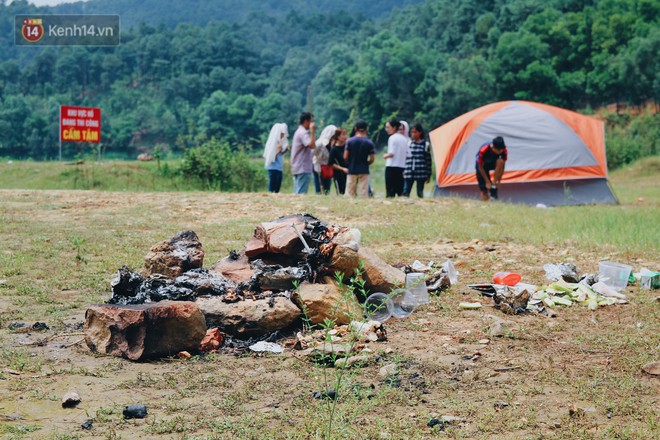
[299,263,372,439]
[69,236,88,266]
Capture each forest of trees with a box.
[0,0,657,160]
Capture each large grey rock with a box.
[195,296,300,336]
[84,301,206,360]
[357,246,405,293]
[143,230,205,278]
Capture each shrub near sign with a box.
[60,106,101,143]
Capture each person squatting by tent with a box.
[476,136,507,201]
[403,123,433,198]
[263,123,289,193]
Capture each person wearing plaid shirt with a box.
[403,123,433,198]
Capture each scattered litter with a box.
[61,391,81,408]
[81,419,93,430]
[493,285,529,315]
[492,272,522,286]
[249,341,284,353]
[177,351,191,359]
[493,401,510,409]
[639,268,660,290]
[535,203,548,209]
[598,261,632,291]
[544,263,580,283]
[459,302,482,310]
[527,279,627,312]
[442,259,458,284]
[123,404,148,419]
[592,282,627,299]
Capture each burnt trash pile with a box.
[85,214,412,360]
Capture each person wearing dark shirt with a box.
[476,136,507,201]
[328,128,349,194]
[343,120,375,197]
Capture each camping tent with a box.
[429,101,618,205]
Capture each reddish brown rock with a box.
[211,252,254,283]
[328,245,360,278]
[245,215,310,258]
[357,246,405,293]
[84,301,206,360]
[292,278,362,325]
[143,231,204,277]
[195,296,300,336]
[199,328,225,352]
[245,236,267,258]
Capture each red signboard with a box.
[60,105,101,143]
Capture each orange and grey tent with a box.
[429,101,617,205]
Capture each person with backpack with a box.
[403,123,433,198]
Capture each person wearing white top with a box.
[383,119,410,197]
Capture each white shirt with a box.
[385,132,409,168]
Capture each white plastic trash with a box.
[406,272,429,305]
[598,261,632,291]
[442,260,458,285]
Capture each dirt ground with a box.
[0,190,658,439]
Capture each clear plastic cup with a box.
[405,272,429,305]
[598,261,632,291]
[442,259,458,285]
[389,288,416,318]
[364,292,393,323]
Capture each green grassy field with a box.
[0,157,658,439]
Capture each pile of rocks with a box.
[85,214,406,360]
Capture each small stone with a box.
[178,351,191,359]
[335,355,370,368]
[379,363,398,377]
[81,419,93,430]
[31,322,49,331]
[440,415,466,424]
[61,391,81,408]
[123,404,148,419]
[478,339,490,344]
[493,401,509,409]
[642,361,660,376]
[312,388,337,400]
[427,418,444,429]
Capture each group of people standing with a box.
[263,112,433,198]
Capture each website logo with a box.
[15,15,120,46]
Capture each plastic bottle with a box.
[492,272,522,286]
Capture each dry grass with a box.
[0,159,658,439]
